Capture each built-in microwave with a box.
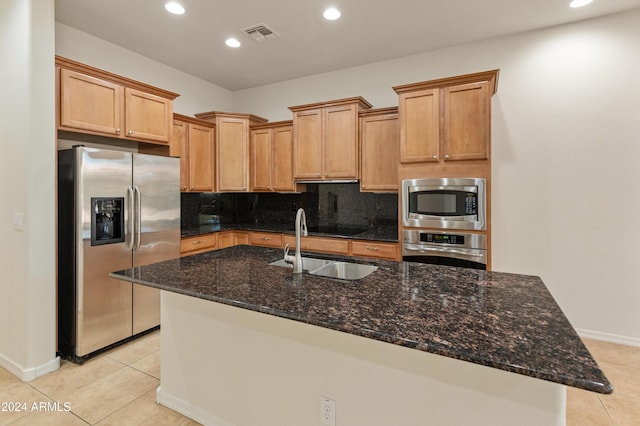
[401,178,486,230]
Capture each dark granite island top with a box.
[111,245,612,395]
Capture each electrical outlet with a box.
[13,212,24,231]
[320,396,335,426]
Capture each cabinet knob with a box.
[128,130,134,135]
[362,185,365,189]
[317,173,320,177]
[444,155,450,160]
[115,128,121,133]
[432,155,438,160]
[324,173,328,177]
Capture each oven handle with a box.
[403,245,485,258]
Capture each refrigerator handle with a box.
[134,185,142,251]
[126,185,135,250]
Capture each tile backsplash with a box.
[181,183,397,230]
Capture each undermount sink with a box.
[309,262,378,280]
[269,257,331,272]
[269,257,377,280]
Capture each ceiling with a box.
[55,0,640,91]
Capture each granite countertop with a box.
[111,245,612,394]
[180,223,399,242]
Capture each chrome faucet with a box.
[284,208,308,273]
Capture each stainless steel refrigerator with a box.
[58,146,180,362]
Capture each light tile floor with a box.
[567,339,640,425]
[0,333,638,425]
[0,331,198,425]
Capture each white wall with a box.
[234,10,640,345]
[55,23,233,116]
[0,0,59,379]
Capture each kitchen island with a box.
[111,245,611,425]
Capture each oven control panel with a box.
[420,233,465,245]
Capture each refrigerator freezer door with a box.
[76,148,134,357]
[132,153,180,333]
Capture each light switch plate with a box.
[13,212,24,231]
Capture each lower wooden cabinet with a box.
[249,232,283,248]
[218,231,250,249]
[180,233,218,256]
[182,230,398,261]
[282,235,350,255]
[351,241,398,260]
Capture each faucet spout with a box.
[284,208,307,273]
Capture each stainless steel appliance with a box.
[58,146,180,361]
[402,230,487,270]
[401,177,486,230]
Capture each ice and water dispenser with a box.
[91,197,124,245]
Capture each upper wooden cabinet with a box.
[170,114,215,192]
[250,121,295,192]
[56,56,178,145]
[289,97,372,180]
[195,111,268,192]
[359,107,399,192]
[393,70,498,164]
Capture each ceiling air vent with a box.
[242,23,281,43]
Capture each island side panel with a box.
[158,291,566,426]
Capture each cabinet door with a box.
[293,109,323,179]
[282,235,350,255]
[59,69,123,136]
[124,88,172,144]
[272,126,294,191]
[399,88,440,163]
[180,233,218,256]
[351,241,398,260]
[218,117,248,191]
[360,113,399,192]
[249,232,282,248]
[443,81,490,161]
[250,128,272,191]
[188,123,215,192]
[171,120,189,191]
[324,104,359,179]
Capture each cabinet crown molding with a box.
[194,111,269,125]
[173,113,216,127]
[55,55,180,100]
[393,69,499,95]
[288,96,373,112]
[250,120,293,130]
[359,106,398,117]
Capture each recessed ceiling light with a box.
[225,38,241,48]
[570,0,593,8]
[165,2,185,15]
[323,7,341,20]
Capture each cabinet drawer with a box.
[249,232,282,248]
[181,233,218,256]
[351,241,398,260]
[283,235,350,255]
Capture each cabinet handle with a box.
[191,240,203,245]
[367,247,380,251]
[262,237,270,240]
[115,128,121,134]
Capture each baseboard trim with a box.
[576,328,640,347]
[157,386,234,426]
[0,353,60,382]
